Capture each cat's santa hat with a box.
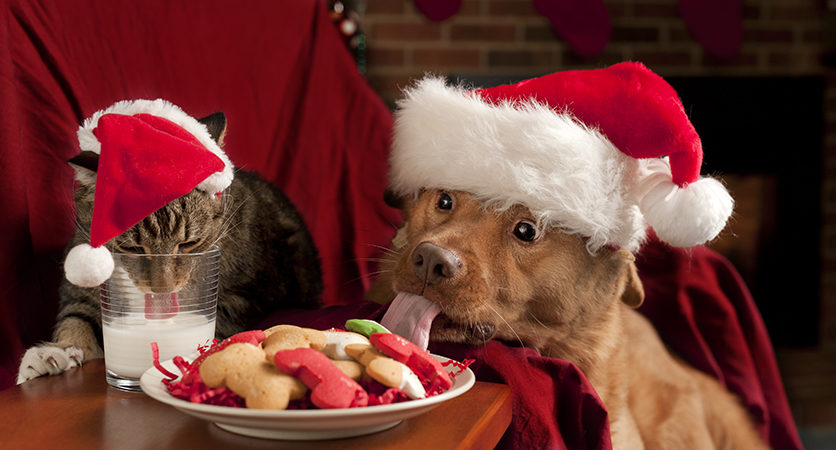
[388,62,733,252]
[64,99,234,287]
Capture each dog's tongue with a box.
[380,292,441,351]
[145,292,179,320]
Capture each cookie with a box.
[273,347,369,409]
[187,329,267,377]
[369,332,452,390]
[262,325,327,359]
[321,330,369,360]
[198,342,306,410]
[345,343,426,399]
[344,319,390,338]
[331,359,364,381]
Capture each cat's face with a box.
[109,190,226,293]
[69,112,229,294]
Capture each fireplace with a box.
[669,76,824,348]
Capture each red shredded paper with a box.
[151,334,474,409]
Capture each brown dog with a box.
[369,189,767,450]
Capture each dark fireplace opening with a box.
[669,76,824,348]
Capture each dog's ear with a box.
[617,250,645,308]
[384,188,410,249]
[383,187,405,210]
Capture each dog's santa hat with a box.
[64,99,234,287]
[389,62,733,252]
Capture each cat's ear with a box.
[197,112,227,146]
[68,150,99,187]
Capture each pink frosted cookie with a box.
[273,347,369,409]
[369,332,452,390]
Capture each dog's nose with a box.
[412,242,461,285]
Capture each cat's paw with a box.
[16,344,84,384]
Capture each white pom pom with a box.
[640,177,733,248]
[64,244,114,287]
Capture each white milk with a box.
[103,313,215,378]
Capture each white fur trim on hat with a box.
[390,77,647,252]
[77,99,234,194]
[390,77,732,252]
[64,244,114,288]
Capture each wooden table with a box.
[0,360,512,449]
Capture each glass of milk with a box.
[100,246,220,392]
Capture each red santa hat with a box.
[389,62,733,252]
[64,99,234,287]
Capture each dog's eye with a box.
[436,192,454,211]
[512,221,539,242]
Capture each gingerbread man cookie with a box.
[262,325,327,359]
[198,342,306,410]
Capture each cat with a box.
[16,112,323,383]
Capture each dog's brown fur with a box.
[368,189,767,450]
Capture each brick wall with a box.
[363,0,826,104]
[359,0,835,430]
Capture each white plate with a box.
[140,353,475,440]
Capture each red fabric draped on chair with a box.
[0,0,398,389]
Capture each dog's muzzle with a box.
[411,241,461,285]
